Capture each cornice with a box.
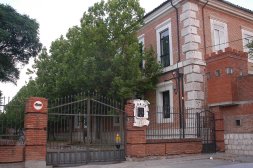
[143,0,253,27]
[143,0,181,24]
[200,0,253,22]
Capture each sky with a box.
[0,0,252,98]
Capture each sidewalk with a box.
[0,153,253,168]
[65,153,253,168]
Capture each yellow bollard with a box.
[115,133,121,149]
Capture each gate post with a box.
[24,97,48,168]
[125,100,147,157]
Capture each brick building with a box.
[138,0,253,155]
[206,48,253,155]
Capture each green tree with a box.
[247,41,253,60]
[23,0,162,100]
[0,4,42,83]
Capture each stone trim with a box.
[155,18,173,71]
[181,2,204,109]
[225,133,253,155]
[156,81,174,123]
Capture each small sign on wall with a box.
[33,101,43,111]
[133,99,150,127]
[31,99,44,112]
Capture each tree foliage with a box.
[15,0,162,101]
[247,41,253,60]
[0,4,42,83]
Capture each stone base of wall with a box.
[225,133,253,155]
[127,139,202,157]
[0,145,24,163]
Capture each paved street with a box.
[1,153,253,168]
[66,153,253,168]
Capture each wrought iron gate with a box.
[197,110,216,153]
[46,94,125,166]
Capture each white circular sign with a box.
[33,101,43,111]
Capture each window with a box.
[242,29,253,62]
[206,72,211,80]
[242,29,253,52]
[163,91,170,118]
[156,81,173,123]
[240,70,243,76]
[138,34,145,69]
[160,29,170,67]
[235,119,241,126]
[226,67,233,75]
[215,70,221,77]
[211,19,228,51]
[137,107,144,117]
[156,19,173,69]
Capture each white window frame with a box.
[138,34,145,68]
[138,34,145,48]
[242,29,253,63]
[156,19,173,72]
[210,19,228,52]
[156,81,174,123]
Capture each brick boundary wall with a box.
[0,146,24,163]
[125,100,202,157]
[24,97,48,168]
[0,97,48,167]
[211,107,225,152]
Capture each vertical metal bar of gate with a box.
[86,98,91,163]
[196,113,200,138]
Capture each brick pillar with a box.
[212,107,225,152]
[125,100,147,157]
[24,97,48,168]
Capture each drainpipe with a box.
[202,0,209,57]
[171,0,183,136]
[202,0,208,108]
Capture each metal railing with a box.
[146,107,204,140]
[0,96,25,145]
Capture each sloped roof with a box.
[143,0,253,19]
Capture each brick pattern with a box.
[210,89,253,154]
[24,97,48,162]
[165,141,202,155]
[146,143,166,156]
[125,101,147,157]
[222,104,253,134]
[25,129,47,145]
[237,76,253,101]
[125,101,202,157]
[214,108,225,152]
[25,97,48,113]
[24,113,48,129]
[0,146,24,163]
[206,48,248,104]
[25,146,47,160]
[139,0,253,108]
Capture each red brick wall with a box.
[213,103,253,155]
[125,101,202,157]
[139,0,253,109]
[237,76,253,101]
[24,97,48,162]
[206,48,248,104]
[202,4,253,56]
[0,97,48,164]
[213,107,225,152]
[0,146,24,163]
[222,104,253,134]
